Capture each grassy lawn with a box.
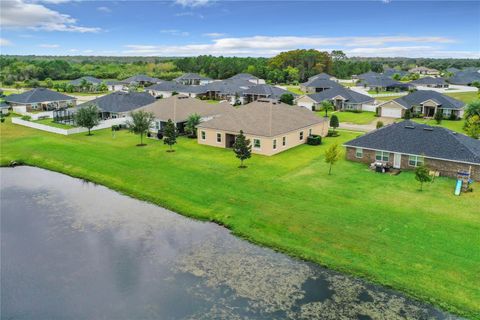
[373,95,404,102]
[285,85,304,95]
[33,118,75,129]
[329,111,377,125]
[0,119,479,318]
[444,91,479,104]
[396,118,466,134]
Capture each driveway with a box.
[339,117,396,132]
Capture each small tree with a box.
[376,121,384,129]
[44,78,53,88]
[415,164,432,191]
[434,110,443,124]
[330,114,339,132]
[325,143,341,175]
[163,119,177,152]
[185,113,201,138]
[404,109,412,120]
[232,130,252,168]
[320,100,334,116]
[280,93,294,105]
[464,100,480,119]
[74,105,99,136]
[126,110,155,146]
[464,115,480,139]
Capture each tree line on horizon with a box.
[1,50,479,86]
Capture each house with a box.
[382,69,408,78]
[146,81,206,98]
[242,84,297,103]
[409,77,449,88]
[70,76,103,87]
[300,77,341,93]
[122,74,161,86]
[198,79,254,104]
[356,75,412,92]
[344,120,480,180]
[377,90,464,119]
[105,80,127,92]
[197,99,328,156]
[139,95,232,134]
[447,71,480,86]
[228,73,265,84]
[445,67,460,74]
[174,73,212,86]
[408,66,440,76]
[307,73,338,82]
[0,102,10,115]
[352,71,381,80]
[5,88,76,112]
[76,91,156,120]
[295,86,375,112]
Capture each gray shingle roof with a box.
[5,88,76,104]
[70,76,103,86]
[228,73,259,81]
[122,74,161,84]
[242,84,296,99]
[448,71,480,85]
[203,79,254,95]
[382,69,408,77]
[198,100,324,137]
[392,90,464,110]
[175,73,211,81]
[344,120,480,164]
[77,91,155,113]
[301,77,341,89]
[446,67,460,74]
[146,81,207,94]
[409,77,447,85]
[357,76,411,89]
[307,73,335,81]
[307,87,374,104]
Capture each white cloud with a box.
[97,6,111,13]
[160,29,190,37]
[83,49,94,53]
[0,0,100,32]
[39,43,60,48]
[0,38,13,46]
[123,35,469,58]
[174,0,212,8]
[203,32,226,38]
[175,11,204,18]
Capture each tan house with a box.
[197,99,328,156]
[408,66,440,76]
[139,95,232,134]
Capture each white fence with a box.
[12,117,129,135]
[12,106,54,120]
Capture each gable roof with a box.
[146,81,207,94]
[203,79,254,95]
[301,77,341,89]
[390,90,464,110]
[448,71,480,85]
[242,84,296,99]
[77,91,155,113]
[410,76,447,85]
[122,74,161,84]
[356,71,382,80]
[344,120,480,165]
[175,73,211,81]
[70,76,103,86]
[5,88,76,104]
[198,100,324,137]
[139,95,232,123]
[357,75,410,89]
[446,67,460,74]
[306,86,374,104]
[228,73,259,81]
[307,73,336,81]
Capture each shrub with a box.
[376,121,384,129]
[327,129,339,137]
[306,134,322,145]
[156,132,163,139]
[404,109,412,119]
[21,115,31,121]
[449,113,458,121]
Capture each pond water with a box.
[1,167,457,319]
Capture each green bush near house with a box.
[306,134,322,145]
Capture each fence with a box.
[11,107,54,120]
[12,117,130,135]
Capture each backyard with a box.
[0,118,479,318]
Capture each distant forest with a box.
[1,50,479,85]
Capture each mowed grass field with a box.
[1,118,479,318]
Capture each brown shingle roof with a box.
[198,100,325,137]
[139,95,232,123]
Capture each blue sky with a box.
[1,0,479,58]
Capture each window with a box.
[442,109,451,117]
[375,151,389,162]
[282,136,286,146]
[309,129,312,136]
[273,139,277,150]
[253,139,261,149]
[355,148,363,158]
[408,155,424,167]
[201,131,206,140]
[216,133,222,143]
[299,131,304,140]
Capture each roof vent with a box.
[423,127,433,131]
[404,125,415,129]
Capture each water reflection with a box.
[1,167,457,319]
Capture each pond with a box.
[1,167,457,319]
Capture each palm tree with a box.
[320,100,334,117]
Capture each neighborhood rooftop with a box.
[77,91,155,113]
[242,84,296,99]
[175,73,212,81]
[70,76,103,86]
[122,74,161,83]
[409,77,448,85]
[198,99,324,137]
[392,90,464,110]
[5,88,75,104]
[306,86,374,104]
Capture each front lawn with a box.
[0,119,479,318]
[285,85,304,95]
[444,91,479,104]
[329,111,377,125]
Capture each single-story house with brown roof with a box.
[139,95,232,134]
[197,99,328,156]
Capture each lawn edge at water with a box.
[0,158,476,319]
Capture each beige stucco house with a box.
[197,99,328,156]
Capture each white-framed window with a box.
[442,109,451,117]
[201,131,206,141]
[273,139,277,150]
[253,138,261,149]
[408,155,424,167]
[299,131,304,140]
[375,151,389,162]
[216,133,222,143]
[355,148,363,158]
[282,136,286,146]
